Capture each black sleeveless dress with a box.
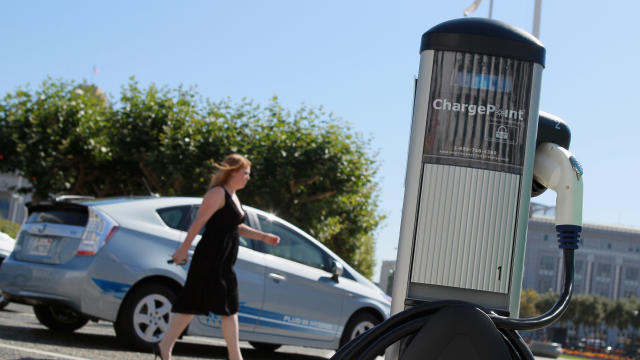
[172,187,246,316]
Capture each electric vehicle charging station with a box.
[331,17,584,360]
[391,17,545,321]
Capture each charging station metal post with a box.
[389,19,546,358]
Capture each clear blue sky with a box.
[2,1,639,281]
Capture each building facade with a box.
[378,260,396,295]
[379,212,640,347]
[523,216,640,300]
[0,173,30,224]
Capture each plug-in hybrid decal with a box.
[92,280,341,336]
[197,302,260,328]
[197,302,339,336]
[92,278,131,300]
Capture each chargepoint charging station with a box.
[392,17,545,319]
[332,17,584,360]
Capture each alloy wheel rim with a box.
[351,320,375,339]
[133,293,172,342]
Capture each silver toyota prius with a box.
[0,196,390,352]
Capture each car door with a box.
[178,206,266,336]
[254,214,344,342]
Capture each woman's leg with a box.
[221,313,243,360]
[158,312,193,360]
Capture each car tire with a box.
[0,291,9,310]
[249,341,282,352]
[339,311,380,348]
[33,304,89,332]
[114,282,176,350]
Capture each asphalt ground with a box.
[0,302,559,360]
[0,302,337,360]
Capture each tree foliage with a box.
[0,218,20,239]
[520,289,640,334]
[0,77,385,278]
[519,288,540,318]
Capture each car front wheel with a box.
[115,283,176,349]
[249,341,282,352]
[0,291,9,310]
[33,304,89,332]
[339,311,380,347]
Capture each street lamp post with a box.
[463,0,541,39]
[533,0,542,39]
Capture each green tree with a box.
[535,291,558,316]
[580,295,606,340]
[562,292,584,328]
[103,78,211,196]
[628,297,640,331]
[605,298,633,332]
[519,288,539,318]
[0,78,384,278]
[0,218,20,238]
[204,98,384,278]
[0,78,112,198]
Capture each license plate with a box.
[29,237,53,256]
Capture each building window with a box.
[592,263,612,298]
[0,198,9,219]
[574,260,584,294]
[538,277,554,293]
[620,267,640,298]
[538,255,556,293]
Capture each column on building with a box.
[612,258,623,300]
[584,254,594,294]
[555,255,564,293]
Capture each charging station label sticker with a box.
[423,51,534,174]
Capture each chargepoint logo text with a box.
[432,98,525,120]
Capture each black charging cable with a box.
[331,225,581,360]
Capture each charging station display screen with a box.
[423,51,533,174]
[453,72,513,92]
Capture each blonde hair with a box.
[209,154,252,188]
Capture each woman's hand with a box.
[264,233,280,246]
[171,246,189,265]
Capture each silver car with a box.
[0,230,15,309]
[0,196,390,352]
[528,340,563,358]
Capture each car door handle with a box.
[268,273,287,282]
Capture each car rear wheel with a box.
[339,311,380,347]
[33,304,89,332]
[115,283,176,349]
[249,341,282,352]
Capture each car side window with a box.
[157,206,191,231]
[258,215,328,271]
[189,206,253,249]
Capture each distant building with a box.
[379,204,640,300]
[378,260,396,295]
[0,173,30,224]
[378,205,640,346]
[523,216,640,300]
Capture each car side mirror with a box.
[330,260,344,282]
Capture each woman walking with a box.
[154,154,280,360]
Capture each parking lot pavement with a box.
[0,302,342,359]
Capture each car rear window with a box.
[27,210,88,226]
[157,206,191,231]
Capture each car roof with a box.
[36,195,376,289]
[82,196,202,207]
